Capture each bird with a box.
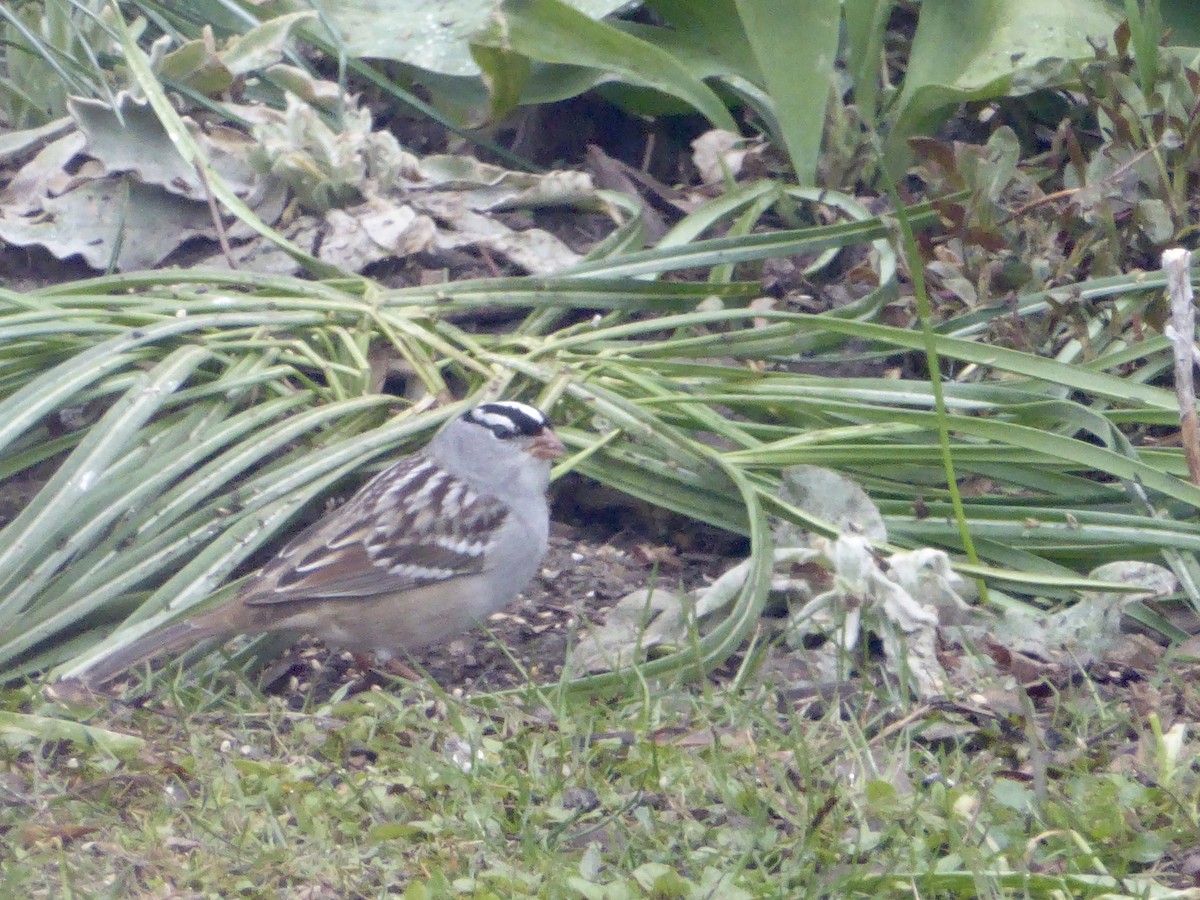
[79,400,565,684]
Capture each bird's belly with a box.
[310,574,511,660]
[300,514,547,662]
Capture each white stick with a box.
[1162,248,1200,485]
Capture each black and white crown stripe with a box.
[464,401,550,439]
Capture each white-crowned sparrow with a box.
[81,400,564,683]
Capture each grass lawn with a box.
[3,644,1198,899]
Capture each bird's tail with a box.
[76,619,223,685]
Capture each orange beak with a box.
[531,428,566,460]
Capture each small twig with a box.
[194,158,235,268]
[996,145,1161,229]
[640,131,656,173]
[1162,248,1200,485]
[995,187,1079,227]
[865,702,934,747]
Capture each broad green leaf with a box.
[734,0,841,184]
[886,0,1119,174]
[296,0,626,76]
[473,0,738,132]
[843,0,895,116]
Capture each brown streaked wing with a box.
[242,456,509,605]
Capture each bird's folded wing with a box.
[243,456,509,604]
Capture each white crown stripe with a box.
[466,400,548,437]
[478,400,546,421]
